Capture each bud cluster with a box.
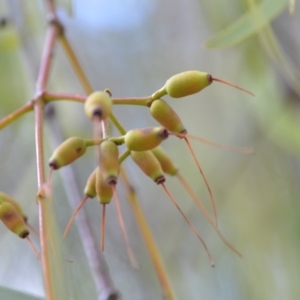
[46,71,253,264]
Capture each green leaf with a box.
[205,0,289,49]
[0,286,43,300]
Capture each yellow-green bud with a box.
[151,147,179,176]
[131,151,165,184]
[99,141,119,184]
[49,137,87,170]
[166,71,212,98]
[0,202,29,238]
[150,99,187,133]
[96,168,113,205]
[0,192,27,222]
[84,91,112,120]
[152,71,212,99]
[124,127,169,151]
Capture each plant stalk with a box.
[0,102,34,130]
[120,168,177,300]
[34,7,64,299]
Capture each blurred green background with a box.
[0,0,300,299]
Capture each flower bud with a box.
[84,91,112,120]
[152,71,212,99]
[0,192,27,222]
[99,141,119,184]
[124,127,169,151]
[150,99,186,133]
[166,71,212,98]
[151,147,179,176]
[0,202,29,238]
[96,168,113,204]
[131,151,165,184]
[49,137,87,170]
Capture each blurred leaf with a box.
[205,0,289,49]
[0,286,43,300]
[289,0,296,14]
[0,25,19,53]
[0,23,32,117]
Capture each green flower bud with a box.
[151,147,179,176]
[165,71,211,98]
[99,141,119,184]
[84,91,112,120]
[49,137,87,170]
[131,151,165,184]
[152,71,212,99]
[0,192,27,222]
[124,127,169,151]
[96,168,113,204]
[0,202,29,238]
[150,99,187,133]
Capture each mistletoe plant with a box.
[0,1,255,299]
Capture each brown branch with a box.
[34,8,61,299]
[0,101,34,130]
[59,35,93,94]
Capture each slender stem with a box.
[112,97,150,106]
[119,149,131,164]
[36,25,59,95]
[0,102,34,130]
[108,112,126,135]
[176,173,242,257]
[44,0,57,18]
[34,9,61,299]
[34,98,47,188]
[43,92,150,107]
[101,119,111,139]
[43,91,86,103]
[36,186,55,300]
[120,168,177,300]
[59,35,93,94]
[112,186,139,269]
[85,138,103,147]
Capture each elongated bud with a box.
[152,71,212,99]
[99,141,119,184]
[152,70,254,99]
[151,147,179,176]
[0,202,29,238]
[0,192,27,222]
[150,99,187,134]
[96,168,113,204]
[84,168,97,198]
[49,137,87,170]
[84,91,112,120]
[131,151,165,184]
[124,127,169,151]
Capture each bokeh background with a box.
[0,0,300,299]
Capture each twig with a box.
[34,16,61,299]
[0,101,34,130]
